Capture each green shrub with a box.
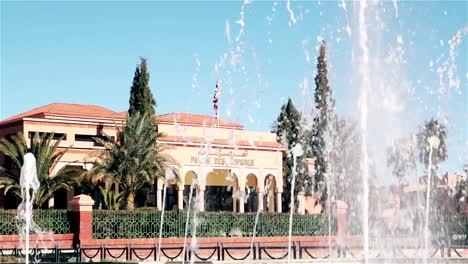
[92,210,330,239]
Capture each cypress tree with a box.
[310,40,334,201]
[127,57,159,207]
[128,58,156,117]
[272,98,305,213]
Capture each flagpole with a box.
[214,77,220,128]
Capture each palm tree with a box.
[85,114,176,209]
[0,132,79,208]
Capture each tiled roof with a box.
[0,103,125,126]
[0,103,243,130]
[159,135,283,149]
[157,113,243,130]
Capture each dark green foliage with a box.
[328,117,361,201]
[0,209,71,235]
[85,114,175,210]
[0,133,79,208]
[85,58,172,210]
[386,136,417,184]
[454,179,468,213]
[128,58,158,166]
[416,118,448,174]
[272,98,306,213]
[309,40,334,200]
[128,58,156,117]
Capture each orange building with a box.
[0,103,284,212]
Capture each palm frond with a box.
[0,132,77,207]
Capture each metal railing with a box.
[1,241,468,263]
[0,209,71,235]
[92,210,330,239]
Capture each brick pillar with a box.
[333,200,348,253]
[70,194,95,245]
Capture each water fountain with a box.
[16,153,41,264]
[423,136,440,263]
[181,180,197,264]
[156,167,177,261]
[357,1,371,262]
[287,144,304,264]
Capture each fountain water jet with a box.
[182,179,197,264]
[423,136,440,263]
[16,153,40,264]
[249,195,261,256]
[156,167,177,261]
[287,144,304,264]
[358,0,370,262]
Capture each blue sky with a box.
[1,1,467,180]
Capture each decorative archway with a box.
[204,169,238,212]
[264,174,277,212]
[182,170,198,210]
[184,170,198,186]
[245,173,258,212]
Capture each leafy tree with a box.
[309,40,335,200]
[0,133,78,208]
[327,117,361,201]
[128,58,156,117]
[272,98,305,212]
[85,114,175,210]
[386,136,417,184]
[416,118,448,176]
[99,180,124,210]
[454,179,468,213]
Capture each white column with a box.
[233,196,237,212]
[297,192,305,215]
[156,189,162,210]
[198,189,205,211]
[257,191,264,212]
[276,192,282,213]
[239,193,245,213]
[156,178,164,210]
[48,198,55,208]
[177,188,184,210]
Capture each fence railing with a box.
[0,210,71,235]
[347,214,468,246]
[2,241,468,263]
[92,210,331,239]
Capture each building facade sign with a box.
[190,149,255,167]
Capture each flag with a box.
[213,78,220,122]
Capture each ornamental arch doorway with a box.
[245,173,258,212]
[183,170,198,210]
[205,169,238,212]
[264,174,277,213]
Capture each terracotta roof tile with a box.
[0,103,243,130]
[0,103,124,126]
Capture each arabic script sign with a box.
[197,149,248,157]
[190,149,254,167]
